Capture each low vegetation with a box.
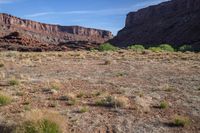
[126,44,199,52]
[66,98,76,106]
[159,101,169,109]
[148,44,175,52]
[79,106,89,113]
[15,110,66,133]
[159,44,175,52]
[179,45,192,52]
[128,45,145,52]
[50,82,62,91]
[173,115,190,127]
[98,43,118,51]
[9,79,20,86]
[148,47,163,52]
[95,96,128,108]
[0,93,12,106]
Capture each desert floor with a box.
[0,51,200,133]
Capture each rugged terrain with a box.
[110,0,200,49]
[0,51,200,133]
[0,13,113,51]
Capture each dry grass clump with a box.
[9,79,20,86]
[159,101,169,109]
[50,81,62,91]
[172,115,190,127]
[0,92,12,106]
[78,106,89,113]
[95,96,129,108]
[15,109,68,133]
[58,93,77,106]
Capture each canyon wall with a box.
[110,0,200,49]
[0,13,113,51]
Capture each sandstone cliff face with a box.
[0,13,113,51]
[110,0,200,49]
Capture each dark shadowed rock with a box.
[0,13,113,51]
[110,0,200,50]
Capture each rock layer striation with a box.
[0,13,113,51]
[110,0,200,49]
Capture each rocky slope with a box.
[0,13,113,51]
[110,0,200,49]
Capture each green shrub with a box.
[173,116,190,127]
[66,99,76,106]
[148,47,163,52]
[98,43,118,51]
[159,44,175,52]
[79,106,89,113]
[18,119,61,133]
[21,121,38,133]
[128,45,145,52]
[9,79,20,86]
[159,101,168,109]
[40,119,60,133]
[0,93,12,106]
[179,45,192,52]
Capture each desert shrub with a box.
[51,84,60,91]
[18,119,60,133]
[128,45,145,51]
[40,119,60,133]
[148,47,163,52]
[0,93,12,106]
[179,45,192,52]
[95,96,127,108]
[98,43,118,51]
[159,44,175,52]
[159,101,169,109]
[173,115,190,127]
[66,99,76,106]
[79,106,89,113]
[15,110,67,133]
[9,79,20,86]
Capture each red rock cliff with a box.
[110,0,200,49]
[0,13,113,51]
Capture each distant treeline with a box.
[94,43,200,52]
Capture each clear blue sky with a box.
[0,0,168,34]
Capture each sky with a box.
[0,0,169,35]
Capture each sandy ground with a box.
[0,50,200,133]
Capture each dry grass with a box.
[0,51,199,133]
[95,96,129,108]
[15,109,68,133]
[0,92,12,106]
[173,115,190,127]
